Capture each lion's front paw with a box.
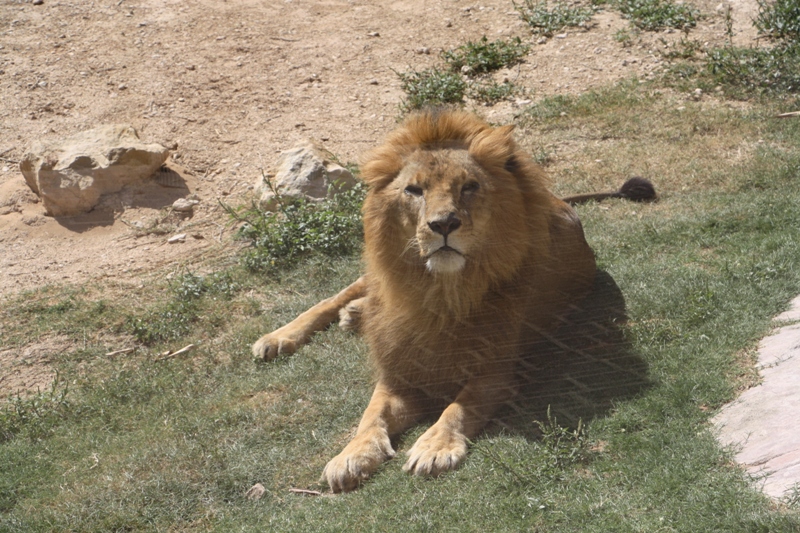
[337,298,365,332]
[403,425,468,477]
[322,434,395,493]
[252,332,297,362]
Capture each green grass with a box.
[655,0,800,99]
[616,0,698,31]
[398,37,529,110]
[226,183,365,273]
[514,0,596,36]
[756,0,800,40]
[441,36,530,75]
[3,70,800,533]
[397,67,468,111]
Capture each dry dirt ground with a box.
[0,0,760,394]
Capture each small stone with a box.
[167,233,186,244]
[555,33,567,39]
[416,47,430,55]
[368,79,378,85]
[367,31,380,37]
[172,198,199,213]
[118,83,127,90]
[245,483,266,501]
[537,36,547,45]
[33,0,43,5]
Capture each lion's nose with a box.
[428,213,462,236]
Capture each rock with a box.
[172,197,199,213]
[167,233,186,244]
[20,125,169,216]
[245,483,266,501]
[254,140,357,211]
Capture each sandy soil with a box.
[0,0,760,396]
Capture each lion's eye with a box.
[461,182,480,195]
[404,185,423,197]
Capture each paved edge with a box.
[712,295,800,500]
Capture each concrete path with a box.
[713,296,800,500]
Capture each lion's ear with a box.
[469,124,516,170]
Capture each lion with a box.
[252,109,652,493]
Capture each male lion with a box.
[253,109,638,493]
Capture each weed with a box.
[127,299,197,345]
[514,0,595,36]
[617,0,697,31]
[468,80,518,104]
[659,37,704,60]
[442,36,529,75]
[756,0,800,40]
[227,183,365,272]
[476,408,589,486]
[705,42,800,97]
[396,67,467,111]
[614,28,634,47]
[0,377,70,443]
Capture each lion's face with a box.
[393,148,494,274]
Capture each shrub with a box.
[756,0,800,40]
[442,36,530,74]
[397,68,467,111]
[514,0,595,36]
[229,183,365,272]
[617,0,697,31]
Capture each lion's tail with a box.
[562,177,657,205]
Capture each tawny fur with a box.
[252,109,597,492]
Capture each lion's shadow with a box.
[491,269,650,437]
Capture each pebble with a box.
[167,233,186,244]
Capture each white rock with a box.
[20,125,169,216]
[168,233,186,243]
[172,198,199,212]
[254,140,357,211]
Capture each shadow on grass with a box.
[495,269,650,436]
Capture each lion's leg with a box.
[403,370,516,477]
[338,296,366,332]
[252,276,367,361]
[322,381,425,493]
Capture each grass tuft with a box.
[397,68,468,111]
[617,0,697,31]
[226,183,365,272]
[756,0,800,40]
[514,0,595,36]
[442,36,530,74]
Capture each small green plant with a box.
[476,408,589,485]
[659,37,704,60]
[614,27,634,46]
[514,0,595,36]
[0,377,70,443]
[468,80,517,104]
[442,36,530,74]
[705,42,800,96]
[756,0,800,40]
[125,271,242,345]
[397,67,467,111]
[227,182,365,272]
[617,0,697,31]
